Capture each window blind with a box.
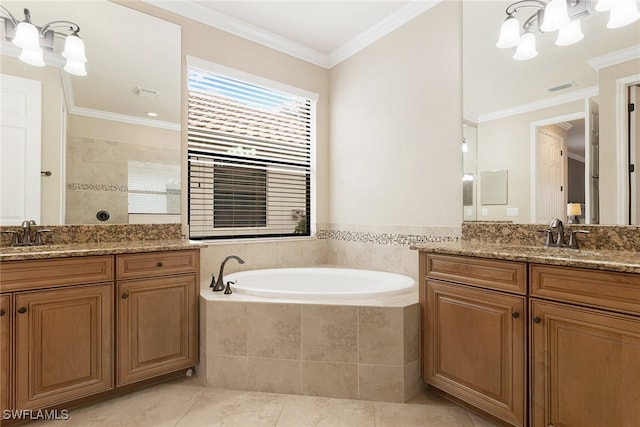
[187,66,313,239]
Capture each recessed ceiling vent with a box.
[133,86,160,98]
[547,82,575,92]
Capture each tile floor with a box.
[29,375,501,427]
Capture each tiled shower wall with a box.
[66,137,180,224]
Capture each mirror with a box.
[463,0,640,224]
[0,1,181,225]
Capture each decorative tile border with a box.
[67,183,128,192]
[316,229,459,246]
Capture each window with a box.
[187,59,316,240]
[128,161,180,214]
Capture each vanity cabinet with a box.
[116,251,198,386]
[529,264,640,427]
[421,252,640,427]
[0,256,114,411]
[0,295,11,414]
[422,254,527,427]
[0,248,200,422]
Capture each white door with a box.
[0,74,41,225]
[536,128,565,224]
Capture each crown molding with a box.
[467,86,599,124]
[69,106,180,131]
[142,0,440,69]
[142,0,329,67]
[326,1,442,68]
[588,44,640,71]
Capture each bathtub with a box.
[200,267,421,401]
[224,267,415,299]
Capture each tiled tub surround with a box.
[319,225,461,282]
[199,289,421,403]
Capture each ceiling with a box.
[144,0,441,68]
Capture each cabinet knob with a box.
[533,316,542,324]
[156,261,163,267]
[122,292,129,299]
[511,312,520,319]
[0,309,5,316]
[17,307,27,314]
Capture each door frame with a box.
[530,111,585,224]
[615,74,640,225]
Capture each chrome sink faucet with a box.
[211,255,245,291]
[21,220,36,245]
[539,218,589,249]
[549,218,565,246]
[1,219,51,247]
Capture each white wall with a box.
[328,1,462,229]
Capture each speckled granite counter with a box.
[0,240,207,261]
[411,241,640,274]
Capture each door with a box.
[0,74,41,225]
[117,274,197,385]
[426,280,526,427]
[0,295,11,413]
[588,102,600,224]
[629,85,639,225]
[531,300,640,427]
[536,127,565,223]
[14,284,113,410]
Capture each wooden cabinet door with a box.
[14,284,113,410]
[0,294,11,413]
[426,280,526,427]
[117,274,197,386]
[531,300,640,427]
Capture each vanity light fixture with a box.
[496,0,640,60]
[0,5,87,76]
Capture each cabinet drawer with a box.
[0,256,113,292]
[530,264,640,316]
[426,254,526,294]
[117,250,198,280]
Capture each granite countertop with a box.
[411,241,640,274]
[0,240,208,261]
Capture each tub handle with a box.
[224,280,235,295]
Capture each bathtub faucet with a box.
[211,255,245,291]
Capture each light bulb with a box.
[64,59,87,76]
[62,34,87,62]
[606,0,640,28]
[12,21,40,50]
[19,47,45,67]
[496,16,520,48]
[556,20,584,46]
[513,32,538,60]
[540,0,570,32]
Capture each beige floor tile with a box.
[468,410,504,427]
[405,387,460,406]
[374,402,476,427]
[22,376,503,427]
[276,394,375,427]
[28,382,204,427]
[175,387,286,427]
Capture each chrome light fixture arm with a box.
[0,4,19,26]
